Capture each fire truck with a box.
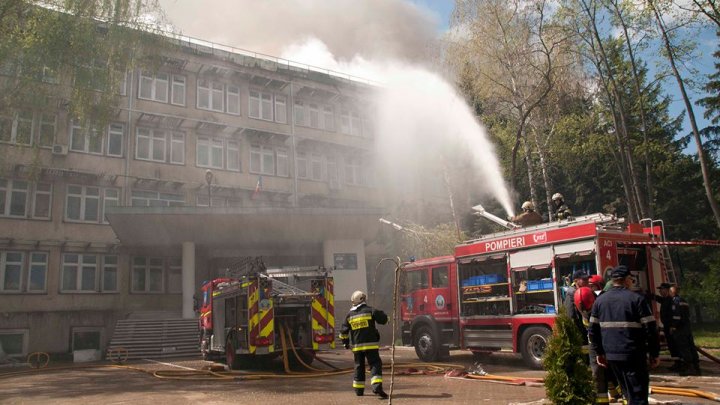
[400,210,685,369]
[199,265,335,369]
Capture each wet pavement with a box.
[1,347,719,404]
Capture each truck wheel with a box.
[226,340,238,370]
[414,325,439,362]
[520,326,551,369]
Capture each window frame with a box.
[197,79,225,113]
[135,127,185,165]
[138,71,169,103]
[131,256,165,293]
[27,251,48,293]
[0,179,29,218]
[171,74,186,106]
[64,184,118,224]
[249,145,276,176]
[60,253,98,293]
[226,85,240,115]
[0,329,29,358]
[0,251,24,292]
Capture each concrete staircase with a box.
[107,318,200,360]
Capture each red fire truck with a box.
[199,266,335,369]
[400,213,680,369]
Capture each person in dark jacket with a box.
[339,290,389,398]
[648,283,679,371]
[551,193,573,220]
[564,270,589,343]
[670,286,701,376]
[509,201,543,227]
[589,266,660,405]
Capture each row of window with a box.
[137,72,372,136]
[0,251,181,294]
[0,327,103,357]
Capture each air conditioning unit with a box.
[52,144,68,156]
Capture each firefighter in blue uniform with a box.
[669,285,701,376]
[339,290,389,398]
[589,266,660,405]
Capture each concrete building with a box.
[0,33,386,358]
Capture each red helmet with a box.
[589,275,604,288]
[574,286,595,312]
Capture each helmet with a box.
[574,286,596,312]
[552,193,564,201]
[521,201,534,211]
[589,275,604,288]
[351,290,366,305]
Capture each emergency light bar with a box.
[471,204,520,230]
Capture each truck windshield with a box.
[432,266,449,288]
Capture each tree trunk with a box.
[534,126,553,219]
[523,133,539,211]
[649,0,720,230]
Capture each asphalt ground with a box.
[1,347,719,404]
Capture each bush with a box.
[543,308,595,404]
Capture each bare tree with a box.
[647,0,720,229]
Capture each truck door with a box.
[429,266,452,321]
[401,268,429,319]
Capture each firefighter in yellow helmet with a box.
[509,201,543,227]
[339,290,389,398]
[551,193,573,220]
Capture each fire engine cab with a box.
[400,212,679,369]
[199,265,335,369]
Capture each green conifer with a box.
[543,307,595,404]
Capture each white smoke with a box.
[280,39,515,216]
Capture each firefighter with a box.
[508,201,543,227]
[587,274,622,403]
[551,193,573,220]
[339,290,389,398]
[648,283,680,371]
[669,286,701,376]
[563,270,589,343]
[589,266,660,405]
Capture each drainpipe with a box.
[290,81,298,207]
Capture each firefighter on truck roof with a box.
[508,201,543,227]
[552,193,573,220]
[339,290,389,399]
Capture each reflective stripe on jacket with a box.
[588,286,659,361]
[339,303,388,351]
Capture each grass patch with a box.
[693,322,720,349]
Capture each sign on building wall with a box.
[333,253,357,270]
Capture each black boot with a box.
[688,363,701,376]
[355,388,364,396]
[373,384,389,399]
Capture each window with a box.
[249,90,274,121]
[138,71,169,103]
[432,266,449,288]
[1,251,23,292]
[71,121,124,157]
[276,148,289,177]
[227,85,240,115]
[340,109,362,136]
[327,155,339,185]
[28,252,48,292]
[275,96,287,123]
[171,75,186,106]
[65,185,118,223]
[136,127,185,164]
[296,152,308,179]
[345,157,362,185]
[72,327,102,351]
[294,100,306,126]
[167,257,182,294]
[197,79,224,112]
[311,154,323,181]
[250,145,276,176]
[197,137,239,171]
[61,254,118,293]
[131,190,184,207]
[0,179,28,217]
[323,106,334,131]
[0,330,28,357]
[0,111,53,147]
[309,104,320,128]
[132,257,164,293]
[102,255,118,292]
[0,180,51,219]
[107,123,124,157]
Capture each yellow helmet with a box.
[351,290,366,305]
[552,193,564,201]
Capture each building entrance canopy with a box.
[105,206,384,249]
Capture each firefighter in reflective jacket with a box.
[670,286,700,376]
[339,290,389,398]
[589,266,660,405]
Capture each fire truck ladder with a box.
[259,274,316,298]
[659,245,677,285]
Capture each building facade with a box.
[0,33,385,357]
